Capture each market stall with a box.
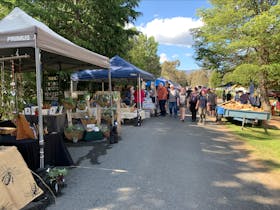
[217,101,271,128]
[71,55,155,125]
[0,7,110,168]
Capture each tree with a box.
[160,60,189,86]
[187,70,209,87]
[193,0,280,111]
[126,33,161,77]
[209,70,223,88]
[161,60,179,80]
[174,71,189,87]
[1,0,141,57]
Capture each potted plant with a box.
[77,100,87,110]
[46,167,68,195]
[64,124,84,143]
[62,97,76,110]
[100,125,110,139]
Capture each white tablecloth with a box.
[120,109,145,120]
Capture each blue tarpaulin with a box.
[71,55,155,81]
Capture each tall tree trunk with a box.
[259,69,271,112]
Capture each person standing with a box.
[130,86,135,105]
[168,84,179,118]
[134,87,145,108]
[234,91,240,102]
[122,85,131,106]
[222,90,226,102]
[207,89,217,117]
[240,91,249,104]
[178,87,187,122]
[189,87,199,122]
[226,91,232,101]
[149,82,156,103]
[196,89,208,124]
[157,83,168,116]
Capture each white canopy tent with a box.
[0,8,110,168]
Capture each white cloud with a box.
[172,54,179,59]
[124,22,135,30]
[159,53,168,63]
[137,17,203,48]
[185,53,193,57]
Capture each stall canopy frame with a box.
[0,7,110,169]
[71,55,155,82]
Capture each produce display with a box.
[221,101,264,112]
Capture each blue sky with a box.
[132,0,211,71]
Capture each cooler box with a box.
[216,106,225,115]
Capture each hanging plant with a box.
[64,124,85,142]
[62,98,76,110]
[77,100,86,110]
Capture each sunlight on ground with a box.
[212,181,242,188]
[74,166,128,173]
[202,148,235,155]
[116,187,136,202]
[89,204,114,210]
[239,195,280,205]
[235,172,280,190]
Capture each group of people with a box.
[223,90,261,107]
[122,85,146,108]
[157,83,217,124]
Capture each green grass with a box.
[227,123,280,171]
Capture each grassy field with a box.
[227,123,280,171]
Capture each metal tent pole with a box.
[138,75,141,109]
[108,67,114,126]
[1,62,4,106]
[35,37,44,169]
[70,79,73,97]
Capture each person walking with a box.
[189,87,199,122]
[178,87,187,122]
[207,89,217,117]
[196,89,208,124]
[157,83,168,116]
[168,84,179,118]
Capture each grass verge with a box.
[226,123,280,171]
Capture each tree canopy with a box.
[193,0,280,110]
[160,60,189,86]
[126,33,161,77]
[1,0,141,58]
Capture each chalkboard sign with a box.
[44,74,62,101]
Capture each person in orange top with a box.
[157,83,168,116]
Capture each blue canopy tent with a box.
[71,55,155,81]
[153,77,181,89]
